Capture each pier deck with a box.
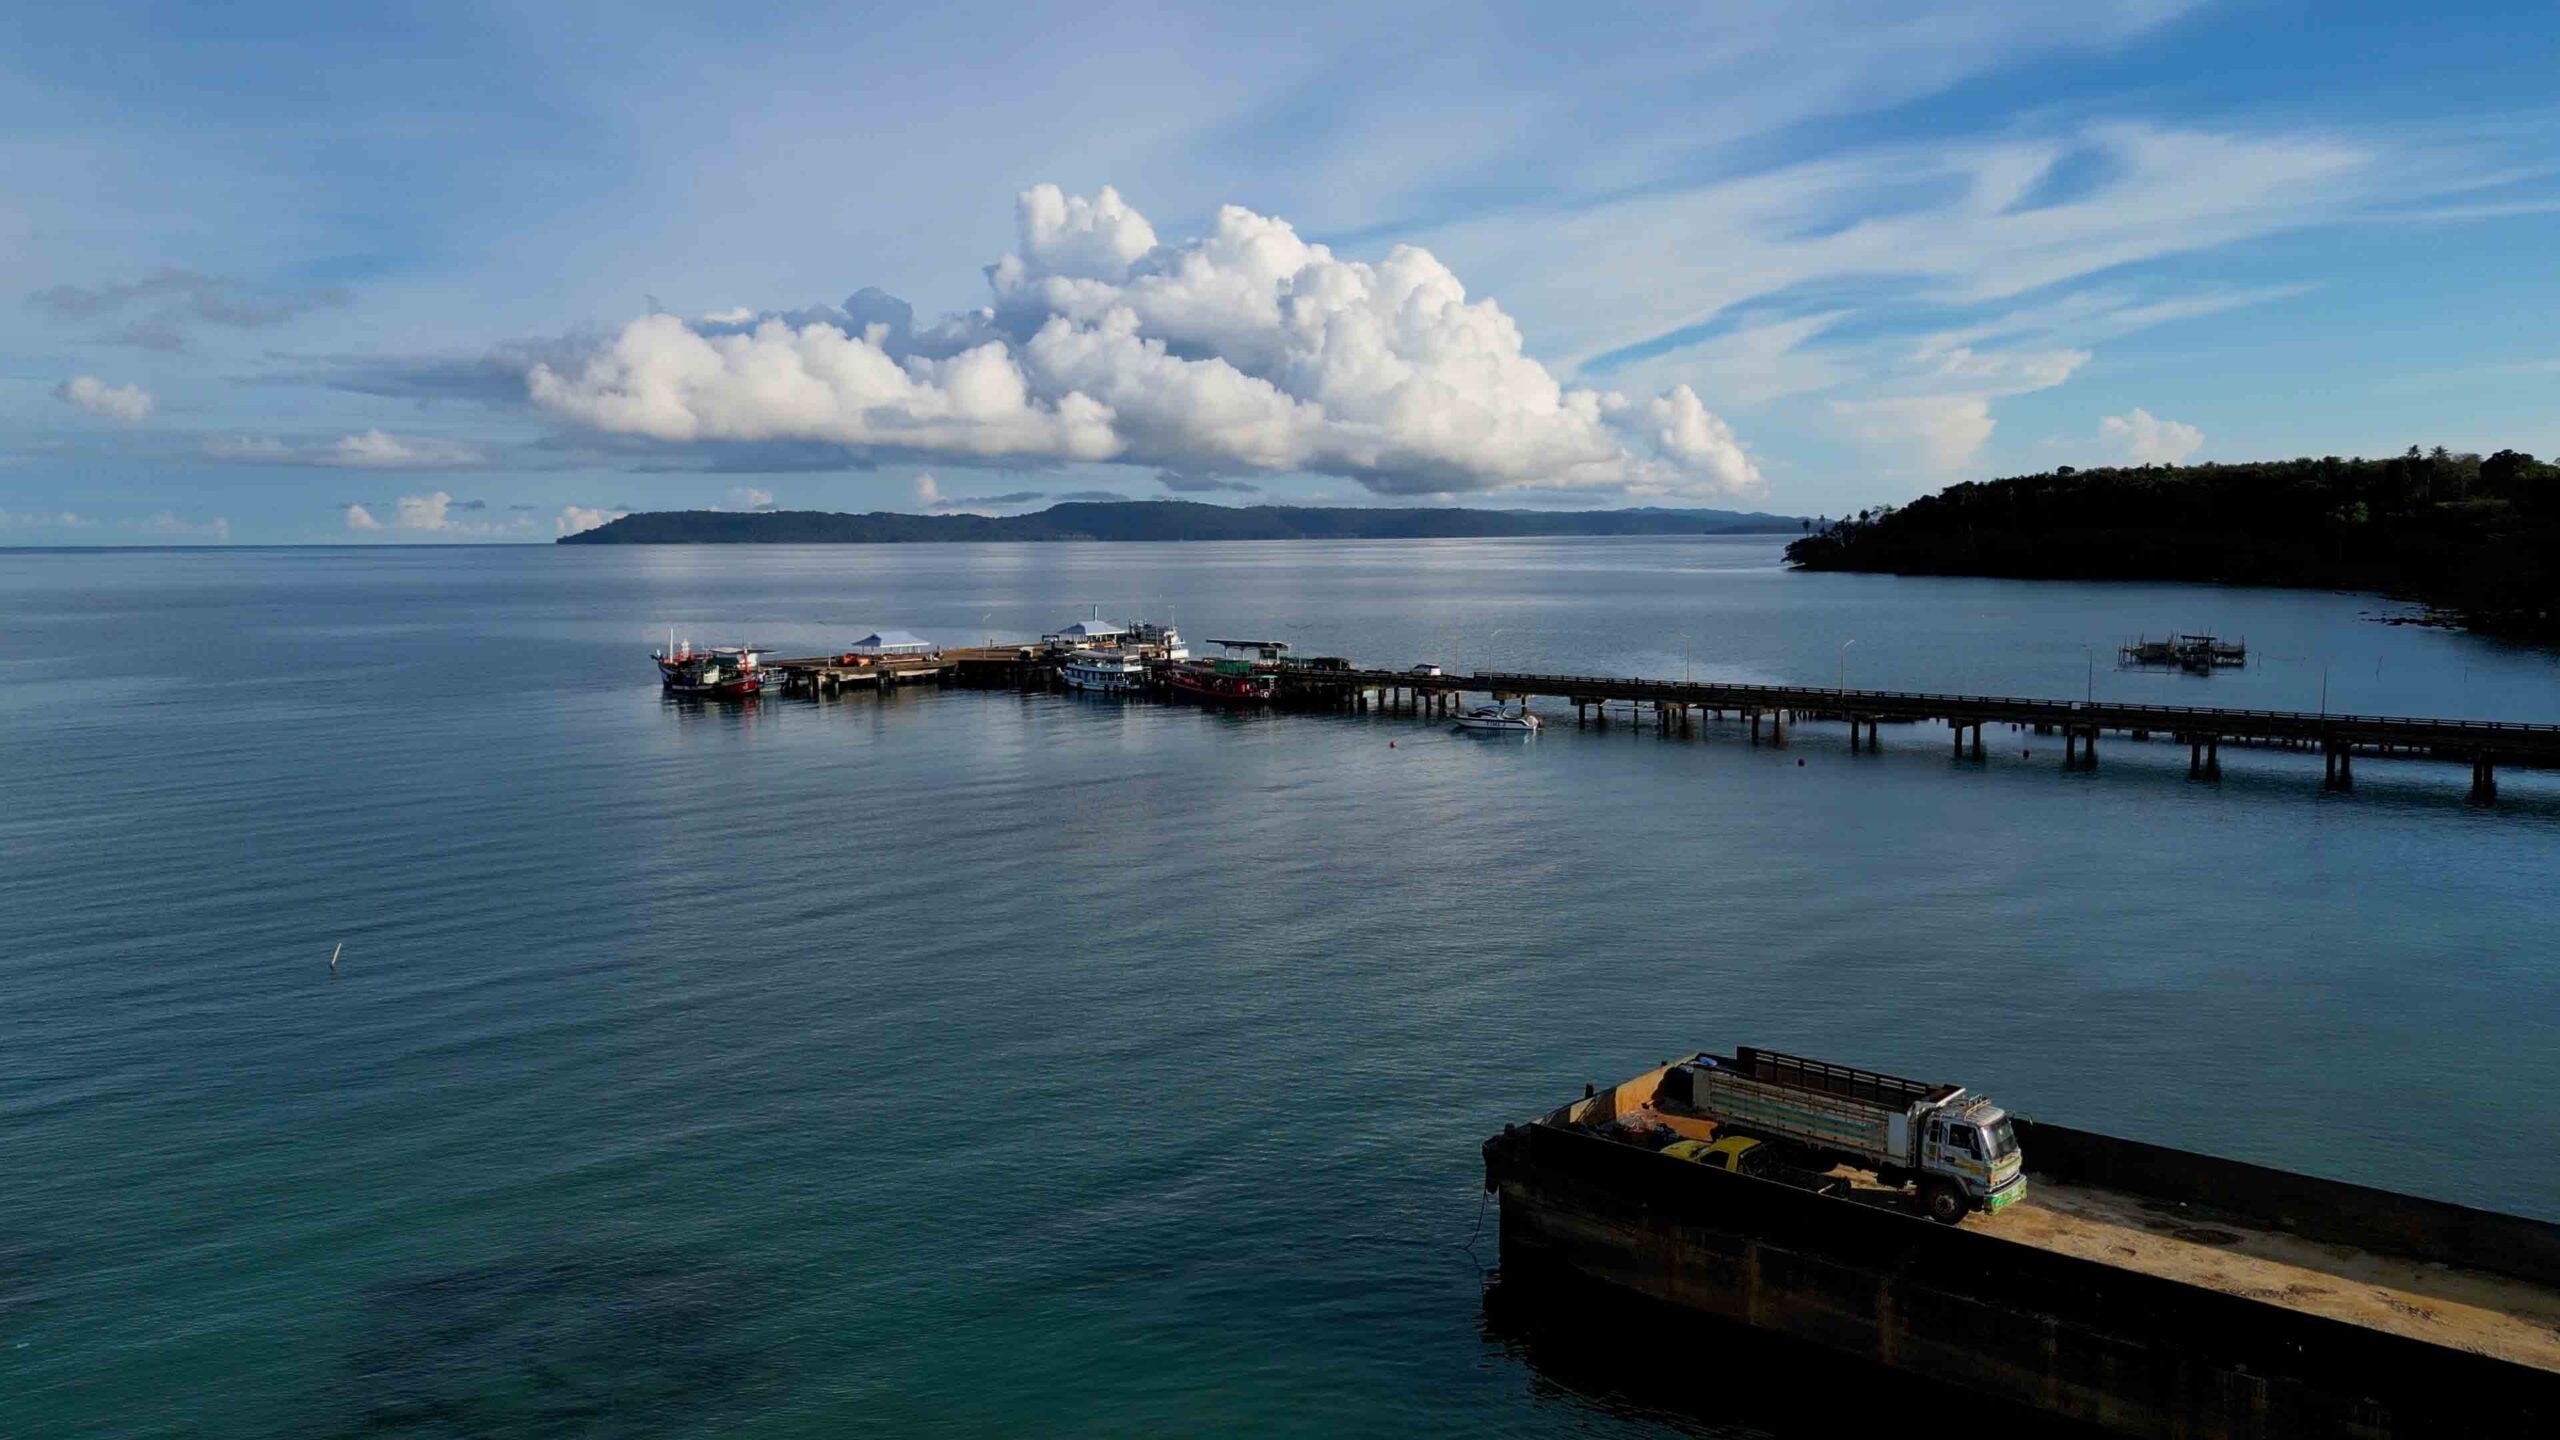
[764,654,952,694]
[1981,1178,2560,1372]
[1285,666,2557,798]
[798,643,2553,799]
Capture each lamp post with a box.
[1839,638,1856,691]
[1676,631,1692,684]
[2084,644,2095,704]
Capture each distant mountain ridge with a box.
[558,499,1806,544]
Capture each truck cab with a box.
[1911,1103,2026,1223]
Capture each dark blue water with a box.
[6,538,2557,1437]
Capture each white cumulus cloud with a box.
[130,511,229,542]
[0,509,93,529]
[1832,396,1998,477]
[556,504,625,536]
[395,492,458,530]
[54,375,155,422]
[207,430,484,468]
[329,430,484,468]
[2098,407,2204,464]
[528,186,1761,499]
[723,486,775,511]
[339,491,525,535]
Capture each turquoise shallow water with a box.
[6,537,2559,1437]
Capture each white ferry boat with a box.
[1061,648,1150,693]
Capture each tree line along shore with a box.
[1784,449,2560,643]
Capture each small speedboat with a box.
[1454,704,1539,734]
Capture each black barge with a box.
[1483,1056,2560,1438]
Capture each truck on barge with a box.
[1483,1046,2560,1438]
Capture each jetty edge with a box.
[1483,1049,2560,1438]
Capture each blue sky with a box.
[6,1,2559,543]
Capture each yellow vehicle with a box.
[1662,1135,1851,1197]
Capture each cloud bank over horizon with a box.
[527,186,1762,501]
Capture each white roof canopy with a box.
[853,630,934,653]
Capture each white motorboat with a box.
[1453,703,1539,734]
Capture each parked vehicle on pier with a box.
[1652,1046,2024,1223]
[1661,1135,1851,1197]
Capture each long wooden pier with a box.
[1264,667,2553,801]
[772,646,2550,802]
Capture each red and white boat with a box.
[654,634,766,698]
[1165,639,1284,704]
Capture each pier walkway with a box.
[1276,667,2556,799]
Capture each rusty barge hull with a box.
[1483,1118,2560,1438]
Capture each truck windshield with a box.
[1984,1118,2019,1159]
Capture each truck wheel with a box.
[1922,1180,1968,1226]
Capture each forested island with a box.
[559,499,1804,544]
[1785,449,2560,641]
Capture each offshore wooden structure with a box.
[829,649,2554,803]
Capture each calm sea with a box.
[6,537,2557,1438]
